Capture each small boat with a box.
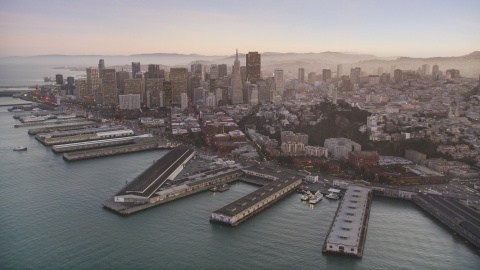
[13,145,27,151]
[326,193,340,200]
[301,194,310,201]
[309,192,323,204]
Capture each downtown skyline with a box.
[1,0,479,58]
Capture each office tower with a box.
[322,69,332,81]
[218,64,227,77]
[394,69,403,83]
[116,71,130,90]
[240,66,247,82]
[308,72,316,85]
[194,87,205,103]
[248,84,258,104]
[246,52,261,83]
[101,69,117,107]
[215,88,223,104]
[86,67,99,95]
[159,91,165,107]
[257,79,270,102]
[98,59,105,78]
[336,65,342,79]
[390,65,396,75]
[118,94,141,110]
[274,68,284,96]
[350,68,361,84]
[210,64,219,79]
[231,49,243,104]
[377,67,383,76]
[180,93,188,109]
[123,79,143,102]
[76,79,87,98]
[170,68,188,103]
[421,64,430,78]
[298,68,305,83]
[163,81,173,106]
[432,64,440,80]
[131,62,141,79]
[205,92,216,107]
[56,74,63,85]
[67,76,74,85]
[146,78,163,108]
[147,64,161,78]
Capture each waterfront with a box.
[0,97,479,269]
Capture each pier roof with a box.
[212,174,303,218]
[116,146,195,198]
[326,185,372,248]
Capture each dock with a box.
[36,129,134,146]
[413,194,480,249]
[322,184,373,258]
[14,118,88,128]
[63,141,158,161]
[27,122,101,135]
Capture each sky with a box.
[0,0,479,58]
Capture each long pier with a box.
[35,128,134,146]
[413,194,480,249]
[15,119,91,128]
[28,122,101,135]
[63,141,159,161]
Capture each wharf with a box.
[413,194,480,249]
[322,185,373,258]
[36,129,134,146]
[14,110,74,119]
[38,125,124,139]
[28,122,101,135]
[52,136,136,153]
[14,118,87,128]
[63,142,158,161]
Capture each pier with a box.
[16,119,93,128]
[52,136,137,153]
[413,194,480,249]
[36,129,134,146]
[28,122,101,135]
[63,141,159,161]
[322,184,373,258]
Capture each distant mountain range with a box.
[2,51,479,78]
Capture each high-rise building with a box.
[298,68,305,83]
[147,64,161,79]
[56,74,64,85]
[421,64,430,78]
[180,93,188,109]
[76,80,87,98]
[159,91,165,107]
[194,87,205,103]
[246,52,261,84]
[394,69,403,83]
[215,88,223,104]
[350,68,361,84]
[67,76,75,85]
[123,79,143,102]
[308,72,316,85]
[98,59,105,78]
[218,64,227,77]
[240,66,247,83]
[274,68,284,96]
[432,64,440,80]
[210,64,218,79]
[86,68,99,95]
[248,84,258,104]
[322,69,332,81]
[101,69,117,107]
[336,65,342,79]
[257,79,270,102]
[116,71,130,90]
[131,62,141,79]
[446,69,460,79]
[170,68,188,104]
[146,78,163,108]
[205,92,216,107]
[163,81,173,106]
[231,49,243,104]
[119,94,141,110]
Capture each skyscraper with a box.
[146,78,163,108]
[421,64,430,78]
[218,64,227,77]
[56,74,63,85]
[298,68,305,83]
[101,69,117,107]
[322,69,332,81]
[147,64,161,79]
[159,91,165,107]
[170,68,188,104]
[123,79,143,102]
[86,67,99,95]
[231,49,243,104]
[98,59,105,78]
[394,69,403,83]
[163,81,173,106]
[210,64,218,79]
[246,52,261,84]
[116,71,130,90]
[76,79,87,98]
[131,62,141,79]
[181,93,188,109]
[336,65,342,79]
[67,76,75,85]
[350,68,361,84]
[240,66,247,83]
[274,68,284,96]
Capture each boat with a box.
[309,192,323,204]
[301,194,310,201]
[13,145,27,151]
[326,193,340,200]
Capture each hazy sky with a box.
[1,0,479,57]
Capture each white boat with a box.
[13,145,27,151]
[326,193,340,200]
[309,192,323,204]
